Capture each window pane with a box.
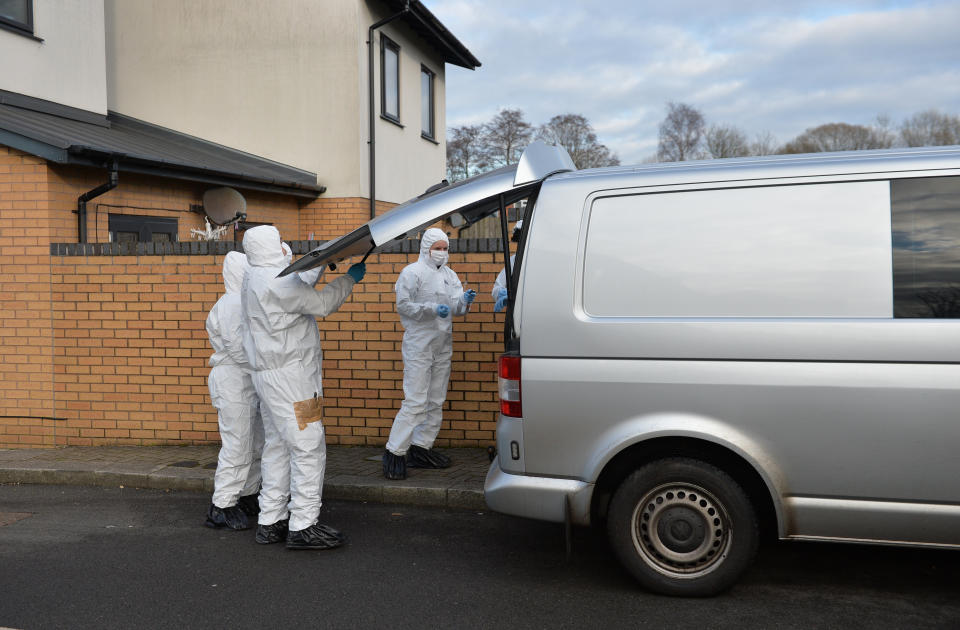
[421,69,434,137]
[0,0,29,24]
[384,45,398,119]
[108,213,177,244]
[892,176,960,318]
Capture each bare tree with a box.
[704,124,750,159]
[750,131,780,156]
[536,113,620,169]
[781,122,894,154]
[483,108,533,167]
[873,114,898,148]
[900,109,960,147]
[446,124,487,182]
[657,102,706,162]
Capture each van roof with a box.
[550,144,960,187]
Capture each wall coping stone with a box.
[50,238,505,257]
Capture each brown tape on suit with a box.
[293,395,323,431]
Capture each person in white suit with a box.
[383,228,476,480]
[241,226,365,549]
[204,251,263,530]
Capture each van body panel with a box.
[521,357,960,506]
[582,182,892,318]
[521,173,960,363]
[786,497,960,547]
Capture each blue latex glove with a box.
[347,262,366,283]
[463,289,477,304]
[494,288,508,312]
[436,304,450,318]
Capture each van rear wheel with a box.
[607,457,758,597]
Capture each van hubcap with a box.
[632,483,731,577]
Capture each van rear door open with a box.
[278,141,574,276]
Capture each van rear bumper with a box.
[483,456,593,526]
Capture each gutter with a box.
[368,1,411,219]
[76,158,118,243]
[67,147,326,200]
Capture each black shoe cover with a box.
[204,503,250,530]
[255,519,289,545]
[286,523,346,550]
[382,449,407,480]
[407,444,451,469]
[237,493,260,517]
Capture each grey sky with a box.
[428,0,960,164]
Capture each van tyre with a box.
[607,458,758,597]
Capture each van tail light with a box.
[499,354,522,417]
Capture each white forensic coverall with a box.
[386,228,470,456]
[207,251,264,508]
[241,226,356,532]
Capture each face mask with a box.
[429,250,449,267]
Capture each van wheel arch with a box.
[592,437,777,542]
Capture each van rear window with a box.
[892,176,960,318]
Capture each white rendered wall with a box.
[106,0,448,203]
[358,3,448,205]
[0,0,108,114]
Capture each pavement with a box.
[0,445,492,511]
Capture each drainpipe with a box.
[368,1,411,219]
[77,158,119,243]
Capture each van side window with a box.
[892,176,960,318]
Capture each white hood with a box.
[222,251,249,294]
[419,227,449,265]
[243,225,286,268]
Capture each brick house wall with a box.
[0,146,512,449]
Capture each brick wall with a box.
[17,246,507,449]
[0,145,512,449]
[0,146,56,443]
[299,197,383,241]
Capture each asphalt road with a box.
[0,484,958,629]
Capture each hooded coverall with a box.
[241,226,357,532]
[385,228,470,456]
[207,251,263,509]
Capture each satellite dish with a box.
[202,187,247,225]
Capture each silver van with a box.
[287,142,960,596]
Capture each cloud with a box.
[431,0,960,164]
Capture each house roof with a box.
[0,89,324,199]
[383,0,481,70]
